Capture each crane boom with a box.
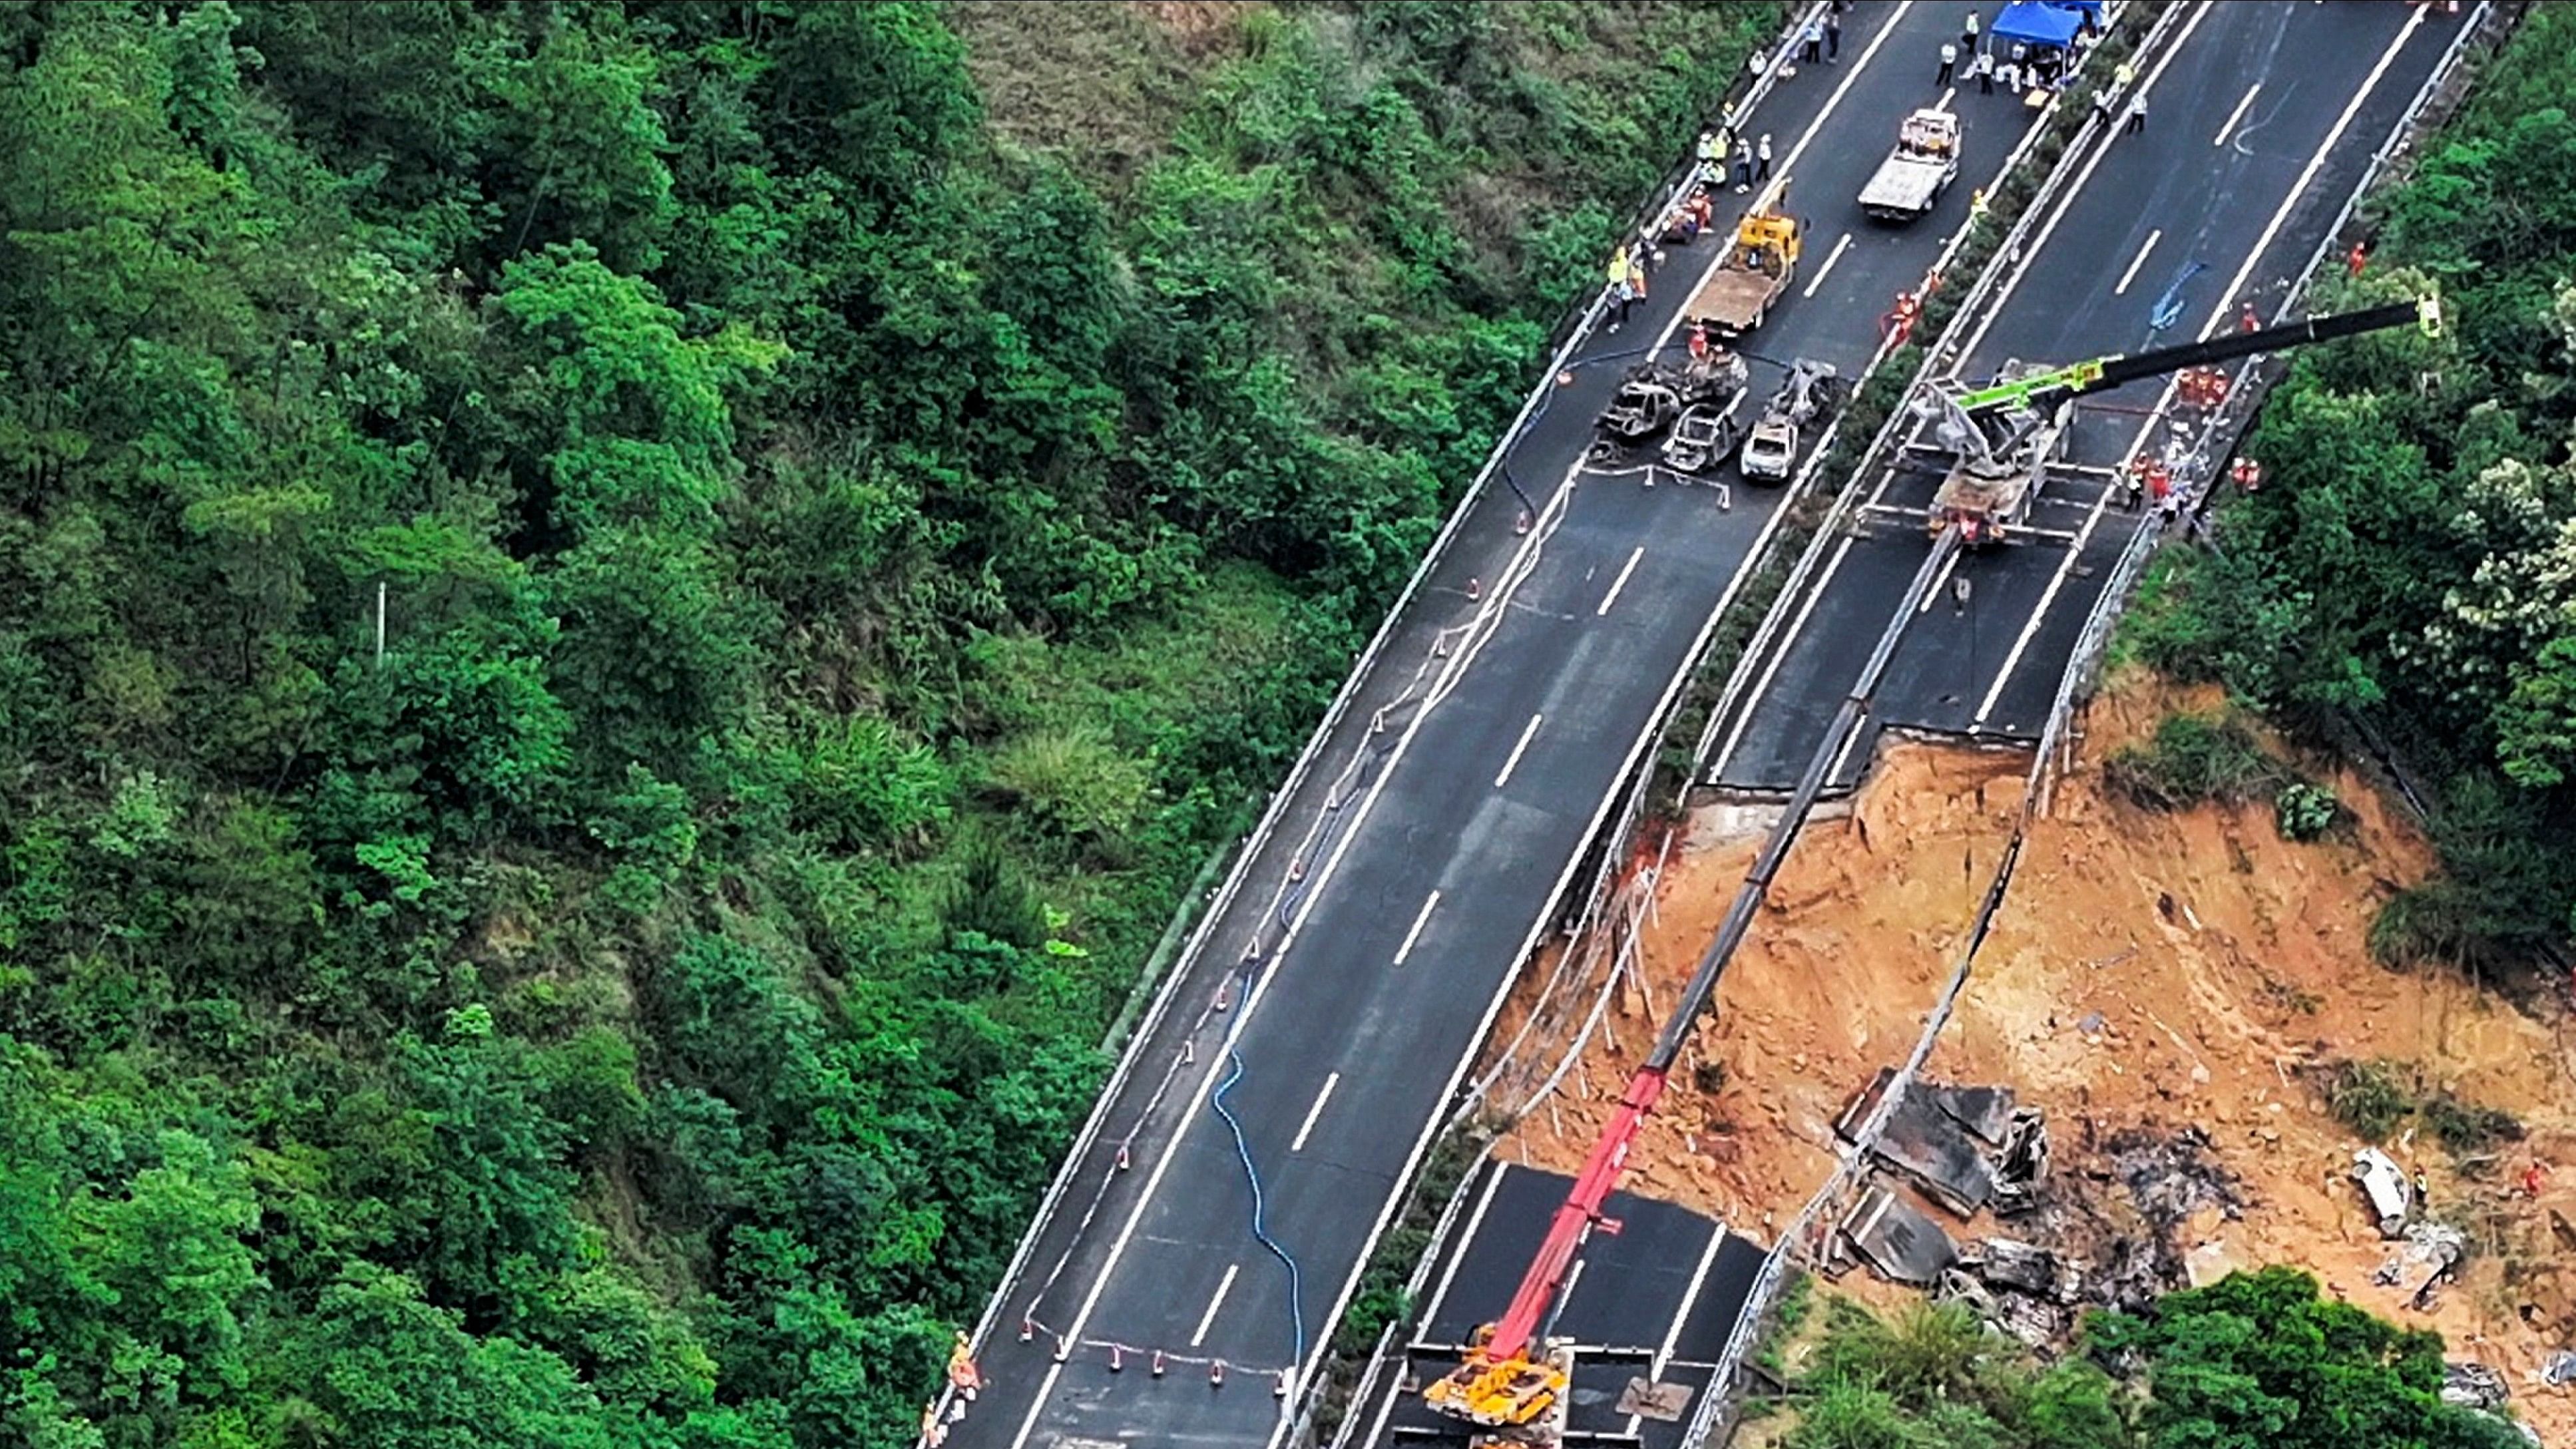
[1954,296,2436,413]
[1428,286,2444,1438]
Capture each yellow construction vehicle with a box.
[1422,1325,1572,1440]
[1687,196,1802,337]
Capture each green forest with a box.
[2132,2,2576,976]
[0,2,1786,1445]
[1765,1269,2521,1449]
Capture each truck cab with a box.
[1860,108,1961,223]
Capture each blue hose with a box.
[1210,1047,1307,1368]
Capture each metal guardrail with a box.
[1683,1,2181,786]
[1674,6,2503,1442]
[931,12,1826,1430]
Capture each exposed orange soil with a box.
[1490,674,2576,1433]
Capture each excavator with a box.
[1919,293,2442,545]
[1420,289,2442,1446]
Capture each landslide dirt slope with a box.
[1492,674,2576,1434]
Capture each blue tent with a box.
[1992,0,2092,50]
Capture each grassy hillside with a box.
[0,3,1780,1445]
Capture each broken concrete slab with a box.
[1842,1183,1958,1285]
[1876,1090,1998,1217]
[1921,1082,2018,1147]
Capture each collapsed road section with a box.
[931,6,2061,1448]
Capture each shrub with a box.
[2324,1058,2414,1141]
[2105,712,2284,810]
[2272,779,2340,842]
[2422,1092,2523,1157]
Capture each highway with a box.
[939,7,2048,1448]
[1350,1165,1767,1448]
[1341,5,2484,1443]
[1705,0,2473,795]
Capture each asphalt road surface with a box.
[1349,1164,1767,1449]
[1706,0,2471,796]
[941,7,2044,1448]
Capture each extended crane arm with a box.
[1953,295,2438,414]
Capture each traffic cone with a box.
[1214,979,1231,1012]
[1152,1350,1168,1377]
[1052,1335,1070,1364]
[1114,1143,1130,1172]
[1018,1317,1034,1343]
[1109,1344,1124,1373]
[1275,1369,1293,1398]
[1516,509,1532,536]
[1466,576,1482,601]
[1210,1360,1227,1388]
[1181,1040,1195,1066]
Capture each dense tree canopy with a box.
[0,2,1781,1444]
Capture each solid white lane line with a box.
[1801,232,1855,299]
[1420,1167,1508,1327]
[2113,228,2161,296]
[1973,483,2113,726]
[1916,545,1962,614]
[1953,0,2218,363]
[1647,0,1920,358]
[1189,1263,1239,1348]
[1495,713,1544,788]
[1395,891,1440,966]
[2211,7,2424,342]
[1973,9,2427,737]
[1629,1226,1731,1435]
[1712,535,1854,777]
[2213,81,2262,147]
[1597,546,1645,616]
[1289,1072,1341,1153]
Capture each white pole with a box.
[375,582,387,666]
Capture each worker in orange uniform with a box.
[2347,241,2368,278]
[2239,300,2261,333]
[1687,319,1711,365]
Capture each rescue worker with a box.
[1735,138,1755,194]
[1938,40,1957,87]
[1962,9,1980,52]
[1696,128,1722,181]
[1687,320,1711,365]
[1607,244,1634,329]
[2414,1169,2431,1209]
[2123,89,2148,135]
[1974,49,1995,95]
[2122,460,2145,512]
[1802,17,1824,65]
[2240,300,2262,333]
[1825,11,1842,61]
[1756,132,1775,182]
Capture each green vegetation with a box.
[2324,1057,2419,1141]
[1775,1271,2524,1448]
[2106,712,2287,810]
[0,3,1785,1445]
[2320,1057,2525,1164]
[2124,5,2576,968]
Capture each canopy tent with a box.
[1992,0,2093,50]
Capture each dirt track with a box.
[1492,673,2576,1434]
